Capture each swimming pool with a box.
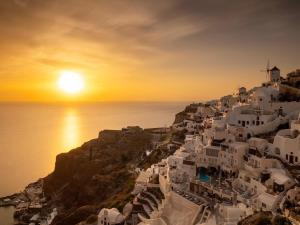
[198,168,210,182]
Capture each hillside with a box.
[43,128,153,225]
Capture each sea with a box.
[0,102,187,224]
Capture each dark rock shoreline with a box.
[1,105,190,225]
[13,125,180,225]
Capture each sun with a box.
[58,71,84,94]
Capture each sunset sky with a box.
[0,0,299,102]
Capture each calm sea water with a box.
[0,207,14,225]
[0,102,187,224]
[0,102,186,196]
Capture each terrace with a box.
[190,176,235,203]
[173,188,208,206]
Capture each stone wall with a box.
[279,84,300,98]
[160,192,200,225]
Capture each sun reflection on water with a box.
[62,108,80,151]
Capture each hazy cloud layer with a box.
[0,0,299,100]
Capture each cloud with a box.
[0,0,299,75]
[13,0,29,7]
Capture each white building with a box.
[227,104,276,129]
[234,170,267,196]
[202,127,227,146]
[183,119,201,133]
[265,169,294,193]
[217,203,251,225]
[234,87,248,103]
[291,115,300,131]
[219,95,238,111]
[219,142,248,175]
[286,186,300,205]
[248,138,268,154]
[98,208,125,225]
[253,192,277,211]
[251,86,279,109]
[167,153,196,186]
[273,129,300,165]
[196,105,216,118]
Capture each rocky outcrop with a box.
[173,103,202,124]
[15,103,186,225]
[174,111,186,124]
[43,127,153,225]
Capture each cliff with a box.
[43,128,152,225]
[42,126,177,225]
[173,103,202,124]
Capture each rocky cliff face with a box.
[43,128,152,225]
[173,103,203,124]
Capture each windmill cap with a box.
[270,66,280,71]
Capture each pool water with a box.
[198,168,210,182]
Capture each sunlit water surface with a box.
[0,102,187,196]
[0,207,14,225]
[0,102,187,224]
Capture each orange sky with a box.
[0,0,299,102]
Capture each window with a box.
[238,120,241,124]
[252,120,255,125]
[296,157,298,162]
[261,121,264,125]
[246,121,249,125]
[286,154,288,160]
[262,203,266,208]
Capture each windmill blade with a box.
[267,59,270,71]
